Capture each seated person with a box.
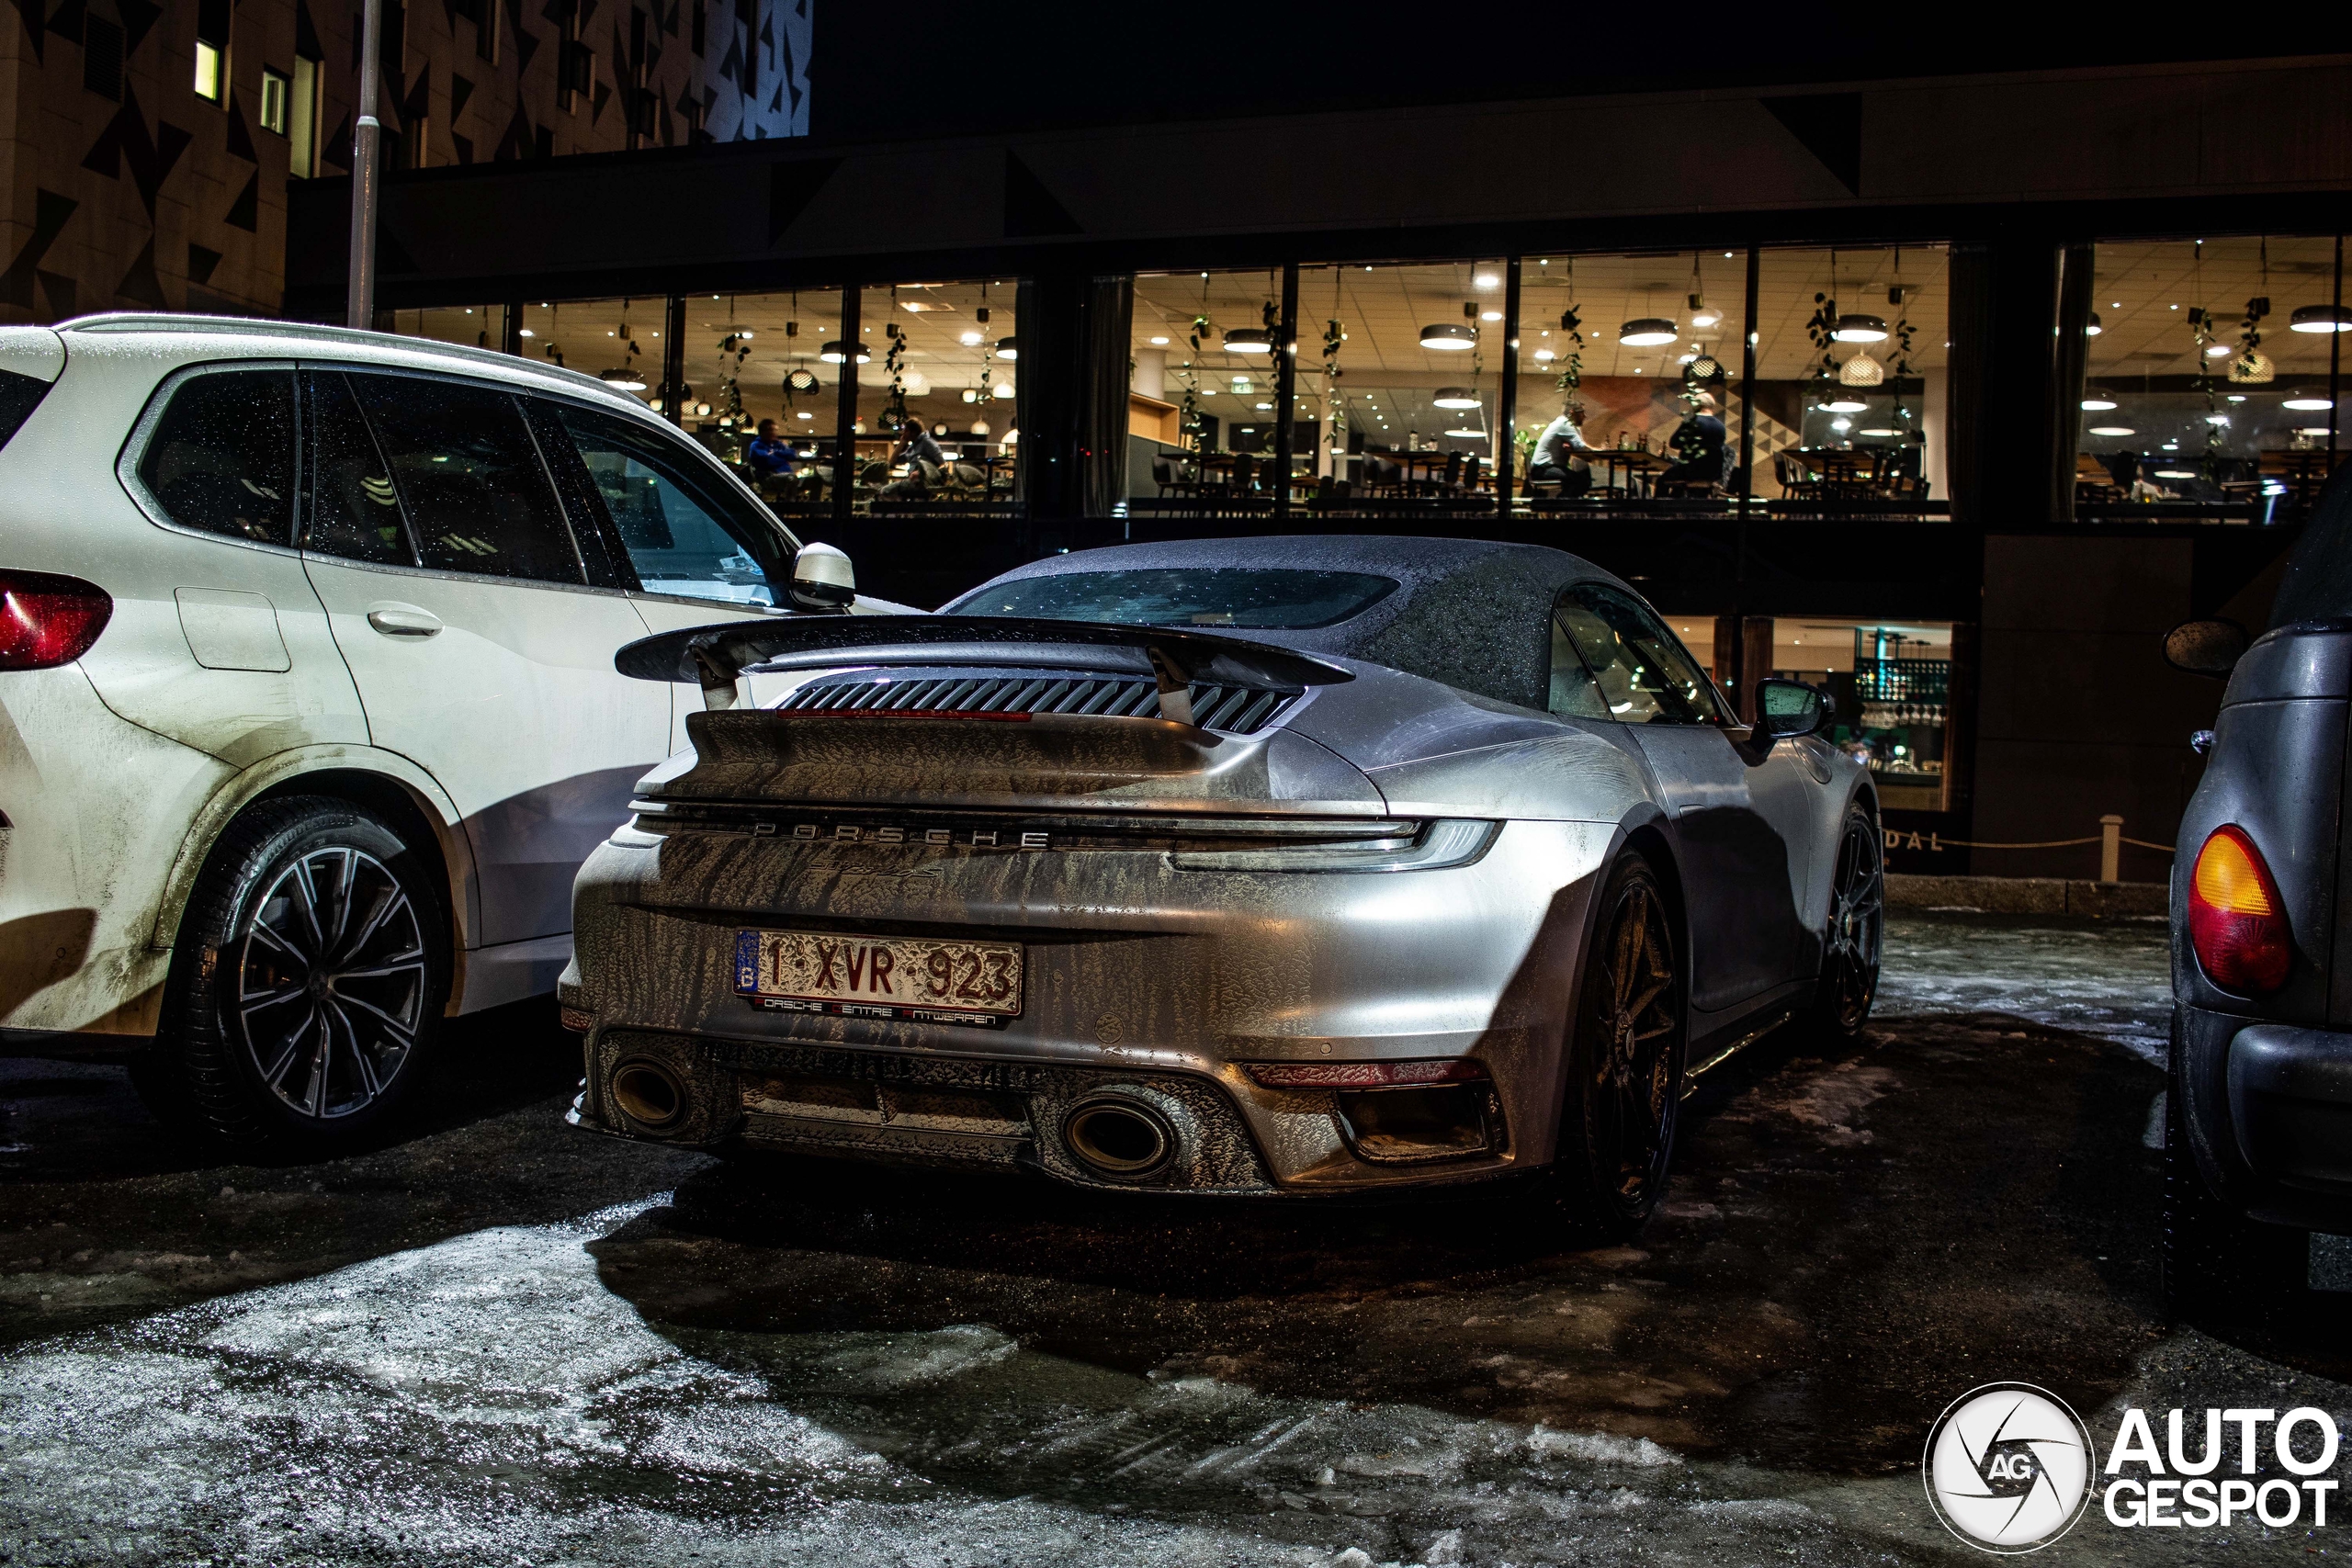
[1527,405,1594,494]
[896,417,946,471]
[745,418,794,480]
[1657,392,1728,490]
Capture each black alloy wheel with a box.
[1805,802,1884,1041]
[133,797,447,1145]
[1548,853,1684,1242]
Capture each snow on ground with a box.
[1876,911,2172,1064]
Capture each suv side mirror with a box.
[2164,618,2249,678]
[1753,678,1826,740]
[789,541,856,611]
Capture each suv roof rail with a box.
[54,311,627,400]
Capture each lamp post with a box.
[345,0,382,329]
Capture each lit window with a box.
[193,40,223,101]
[258,68,289,134]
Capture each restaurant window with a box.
[675,288,845,521]
[1515,251,1748,516]
[194,0,230,103]
[1749,245,1950,518]
[854,279,1019,516]
[2076,235,2344,523]
[385,305,514,353]
[1126,268,1294,514]
[1727,616,1952,813]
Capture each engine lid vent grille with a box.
[776,671,1298,734]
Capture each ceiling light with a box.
[2284,395,2335,411]
[1823,398,1868,413]
[794,410,814,420]
[1689,297,1723,330]
[1473,273,1501,289]
[2204,343,2232,358]
[1858,426,1903,437]
[2300,426,2335,436]
[969,419,989,435]
[598,367,648,390]
[994,337,1019,360]
[1419,322,1476,351]
[1254,401,1273,410]
[2087,425,2135,436]
[1829,418,1852,432]
[1223,327,1272,354]
[2227,394,2247,402]
[1432,387,1480,409]
[518,328,536,337]
[1148,335,1170,345]
[2084,313,2102,336]
[1532,348,1555,362]
[1832,313,1889,343]
[2081,397,2118,411]
[2206,413,2231,425]
[738,332,752,340]
[2290,304,2352,333]
[961,388,978,403]
[786,368,820,393]
[1443,428,1487,439]
[1479,310,1503,321]
[2231,351,2276,384]
[1618,318,1677,347]
[1839,352,1884,387]
[959,330,983,345]
[2152,468,2196,479]
[992,381,1015,399]
[819,341,870,364]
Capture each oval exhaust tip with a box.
[1062,1098,1174,1178]
[610,1058,687,1132]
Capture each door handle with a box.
[366,604,443,637]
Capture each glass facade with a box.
[372,232,2332,539]
[2076,235,2345,521]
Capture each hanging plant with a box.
[880,318,910,428]
[1555,261,1586,394]
[1179,291,1213,445]
[1322,307,1346,455]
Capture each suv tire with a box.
[133,796,448,1145]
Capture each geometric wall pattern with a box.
[0,0,809,323]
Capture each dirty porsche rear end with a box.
[562,618,1619,1194]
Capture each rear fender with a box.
[152,745,481,971]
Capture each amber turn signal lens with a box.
[2188,825,2291,992]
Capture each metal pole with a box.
[661,294,686,425]
[831,282,860,534]
[1497,256,1521,517]
[345,0,383,328]
[1735,244,1761,604]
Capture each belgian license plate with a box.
[734,929,1023,1026]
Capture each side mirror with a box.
[1753,678,1826,740]
[789,541,855,611]
[2164,617,2249,678]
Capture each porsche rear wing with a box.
[614,615,1353,727]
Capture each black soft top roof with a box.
[947,535,1624,709]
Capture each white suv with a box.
[0,314,879,1145]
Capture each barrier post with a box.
[2099,814,2123,884]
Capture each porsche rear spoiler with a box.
[614,615,1353,727]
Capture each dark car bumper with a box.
[2178,1001,2352,1234]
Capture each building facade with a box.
[0,0,807,324]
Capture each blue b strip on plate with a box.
[734,930,759,993]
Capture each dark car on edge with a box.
[2166,465,2352,1324]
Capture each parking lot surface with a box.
[1,911,2345,1566]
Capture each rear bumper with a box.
[2178,1001,2352,1234]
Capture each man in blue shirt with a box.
[745,418,794,479]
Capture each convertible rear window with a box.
[953,568,1398,629]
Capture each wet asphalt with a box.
[0,911,2346,1566]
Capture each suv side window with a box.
[135,368,297,547]
[345,371,583,584]
[547,401,793,605]
[303,370,414,565]
[1554,584,1728,726]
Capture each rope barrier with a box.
[2120,837,2177,854]
[1922,836,2102,850]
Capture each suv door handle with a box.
[366,604,443,637]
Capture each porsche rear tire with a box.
[1544,852,1684,1244]
[1799,800,1883,1043]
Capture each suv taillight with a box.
[2188,825,2291,992]
[0,570,112,670]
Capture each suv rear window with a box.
[2271,468,2352,626]
[0,368,51,449]
[952,568,1398,629]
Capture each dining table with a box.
[1585,447,1671,498]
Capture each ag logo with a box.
[1923,1382,2094,1553]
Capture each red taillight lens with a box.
[0,570,112,671]
[2188,825,2292,992]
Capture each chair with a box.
[1774,450,1822,502]
[1151,455,1198,499]
[1362,456,1404,497]
[2074,452,2124,509]
[1227,452,1258,499]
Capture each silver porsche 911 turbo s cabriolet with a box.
[561,537,1883,1238]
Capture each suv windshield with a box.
[953,568,1398,629]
